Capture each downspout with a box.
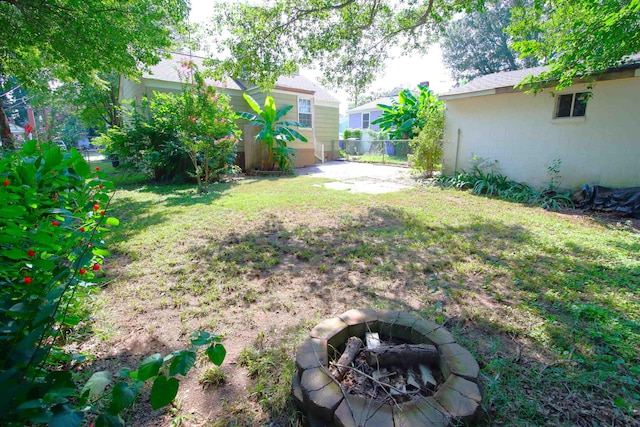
[453,128,461,172]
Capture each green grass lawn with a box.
[347,153,409,165]
[88,167,639,426]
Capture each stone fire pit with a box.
[292,309,482,426]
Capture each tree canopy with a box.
[440,1,540,83]
[508,0,640,89]
[209,0,640,94]
[208,0,469,98]
[0,0,189,148]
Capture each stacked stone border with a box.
[292,309,482,427]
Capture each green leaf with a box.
[242,93,263,116]
[137,353,163,381]
[95,413,125,427]
[150,376,179,410]
[274,105,293,121]
[263,96,277,123]
[169,351,196,376]
[105,217,120,226]
[81,371,112,400]
[17,399,45,410]
[49,404,83,427]
[190,330,211,346]
[92,248,111,257]
[206,344,226,366]
[73,158,90,178]
[109,381,137,414]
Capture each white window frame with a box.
[362,112,370,129]
[298,97,313,128]
[554,92,589,119]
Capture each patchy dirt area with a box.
[75,172,639,427]
[297,161,417,193]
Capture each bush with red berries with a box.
[0,141,225,426]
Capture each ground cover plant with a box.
[80,162,638,425]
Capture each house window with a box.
[555,92,589,118]
[362,112,370,129]
[298,98,312,127]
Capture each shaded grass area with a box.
[90,174,639,426]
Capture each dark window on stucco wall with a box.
[556,92,589,118]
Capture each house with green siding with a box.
[119,53,340,170]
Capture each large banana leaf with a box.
[242,93,263,116]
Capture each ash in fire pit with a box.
[292,309,483,427]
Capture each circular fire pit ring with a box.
[292,309,482,427]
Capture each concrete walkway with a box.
[296,161,417,194]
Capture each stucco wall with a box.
[442,77,640,189]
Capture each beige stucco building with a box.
[119,54,340,170]
[440,62,640,190]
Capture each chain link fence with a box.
[332,139,412,166]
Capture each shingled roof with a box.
[441,54,640,100]
[440,66,548,99]
[142,53,339,103]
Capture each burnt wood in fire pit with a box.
[365,343,439,367]
[292,309,483,427]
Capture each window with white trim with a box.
[298,98,312,127]
[362,112,370,129]
[555,92,589,118]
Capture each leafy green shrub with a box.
[0,141,116,424]
[352,128,363,140]
[438,158,574,210]
[409,98,444,177]
[343,128,352,139]
[98,62,240,188]
[97,98,191,182]
[0,142,227,426]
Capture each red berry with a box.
[24,277,32,285]
[93,204,100,211]
[79,268,87,275]
[34,223,38,228]
[51,171,55,175]
[27,249,35,257]
[51,221,59,226]
[89,243,94,247]
[2,179,8,186]
[95,167,100,171]
[92,264,100,271]
[100,210,106,216]
[99,184,104,189]
[80,227,85,232]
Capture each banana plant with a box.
[237,93,308,171]
[372,84,438,140]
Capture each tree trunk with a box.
[0,96,15,150]
[366,344,438,368]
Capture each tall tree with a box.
[58,74,122,133]
[0,0,189,149]
[208,0,640,95]
[440,1,540,83]
[508,0,640,89]
[208,0,466,99]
